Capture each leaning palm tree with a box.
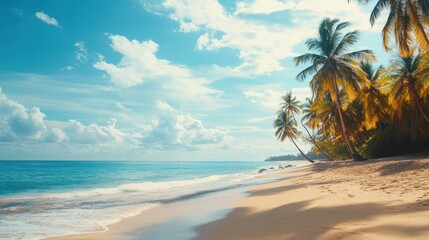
[383,53,429,124]
[294,18,376,161]
[282,92,334,160]
[350,0,429,56]
[274,110,314,163]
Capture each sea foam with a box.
[0,161,305,240]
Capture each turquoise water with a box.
[0,160,305,240]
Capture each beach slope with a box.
[197,156,429,240]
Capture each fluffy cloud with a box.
[0,87,227,152]
[244,87,311,109]
[235,0,296,15]
[0,88,47,141]
[142,0,381,76]
[0,88,131,145]
[94,35,221,101]
[62,118,128,144]
[158,0,299,75]
[143,101,227,149]
[74,41,88,63]
[35,11,61,28]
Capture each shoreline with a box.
[196,155,429,240]
[45,166,300,240]
[47,155,429,239]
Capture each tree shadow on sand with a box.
[193,190,429,240]
[194,200,429,240]
[250,180,345,197]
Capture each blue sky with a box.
[0,0,393,161]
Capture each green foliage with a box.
[314,137,350,160]
[278,13,429,161]
[359,127,406,158]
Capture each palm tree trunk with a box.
[332,74,366,161]
[410,85,429,124]
[415,99,429,123]
[300,118,334,161]
[290,138,314,163]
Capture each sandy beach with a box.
[197,155,429,240]
[49,155,429,240]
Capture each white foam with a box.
[0,162,308,240]
[0,172,260,240]
[33,174,228,200]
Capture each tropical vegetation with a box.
[351,0,429,56]
[273,5,429,161]
[274,110,315,163]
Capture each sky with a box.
[0,0,393,161]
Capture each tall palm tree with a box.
[280,92,301,116]
[383,53,429,124]
[294,18,376,161]
[282,93,334,160]
[350,0,429,56]
[359,62,390,130]
[274,110,314,163]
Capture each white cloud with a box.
[94,34,222,101]
[244,116,274,123]
[244,89,282,110]
[291,87,312,102]
[0,87,132,145]
[142,0,381,76]
[158,0,298,75]
[115,102,131,112]
[35,11,61,28]
[244,87,311,109]
[284,0,384,32]
[218,125,270,133]
[0,87,47,141]
[62,118,128,144]
[62,66,74,71]
[74,41,88,63]
[235,0,295,15]
[143,101,227,149]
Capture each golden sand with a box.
[49,155,429,240]
[197,156,429,240]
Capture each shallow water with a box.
[0,160,306,240]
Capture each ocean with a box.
[0,160,306,240]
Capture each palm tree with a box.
[282,93,334,160]
[359,62,390,130]
[350,0,429,56]
[301,98,318,131]
[294,18,376,161]
[274,110,314,163]
[383,54,429,124]
[280,92,301,116]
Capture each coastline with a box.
[44,166,293,240]
[196,155,429,240]
[47,155,429,240]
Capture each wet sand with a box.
[49,155,429,240]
